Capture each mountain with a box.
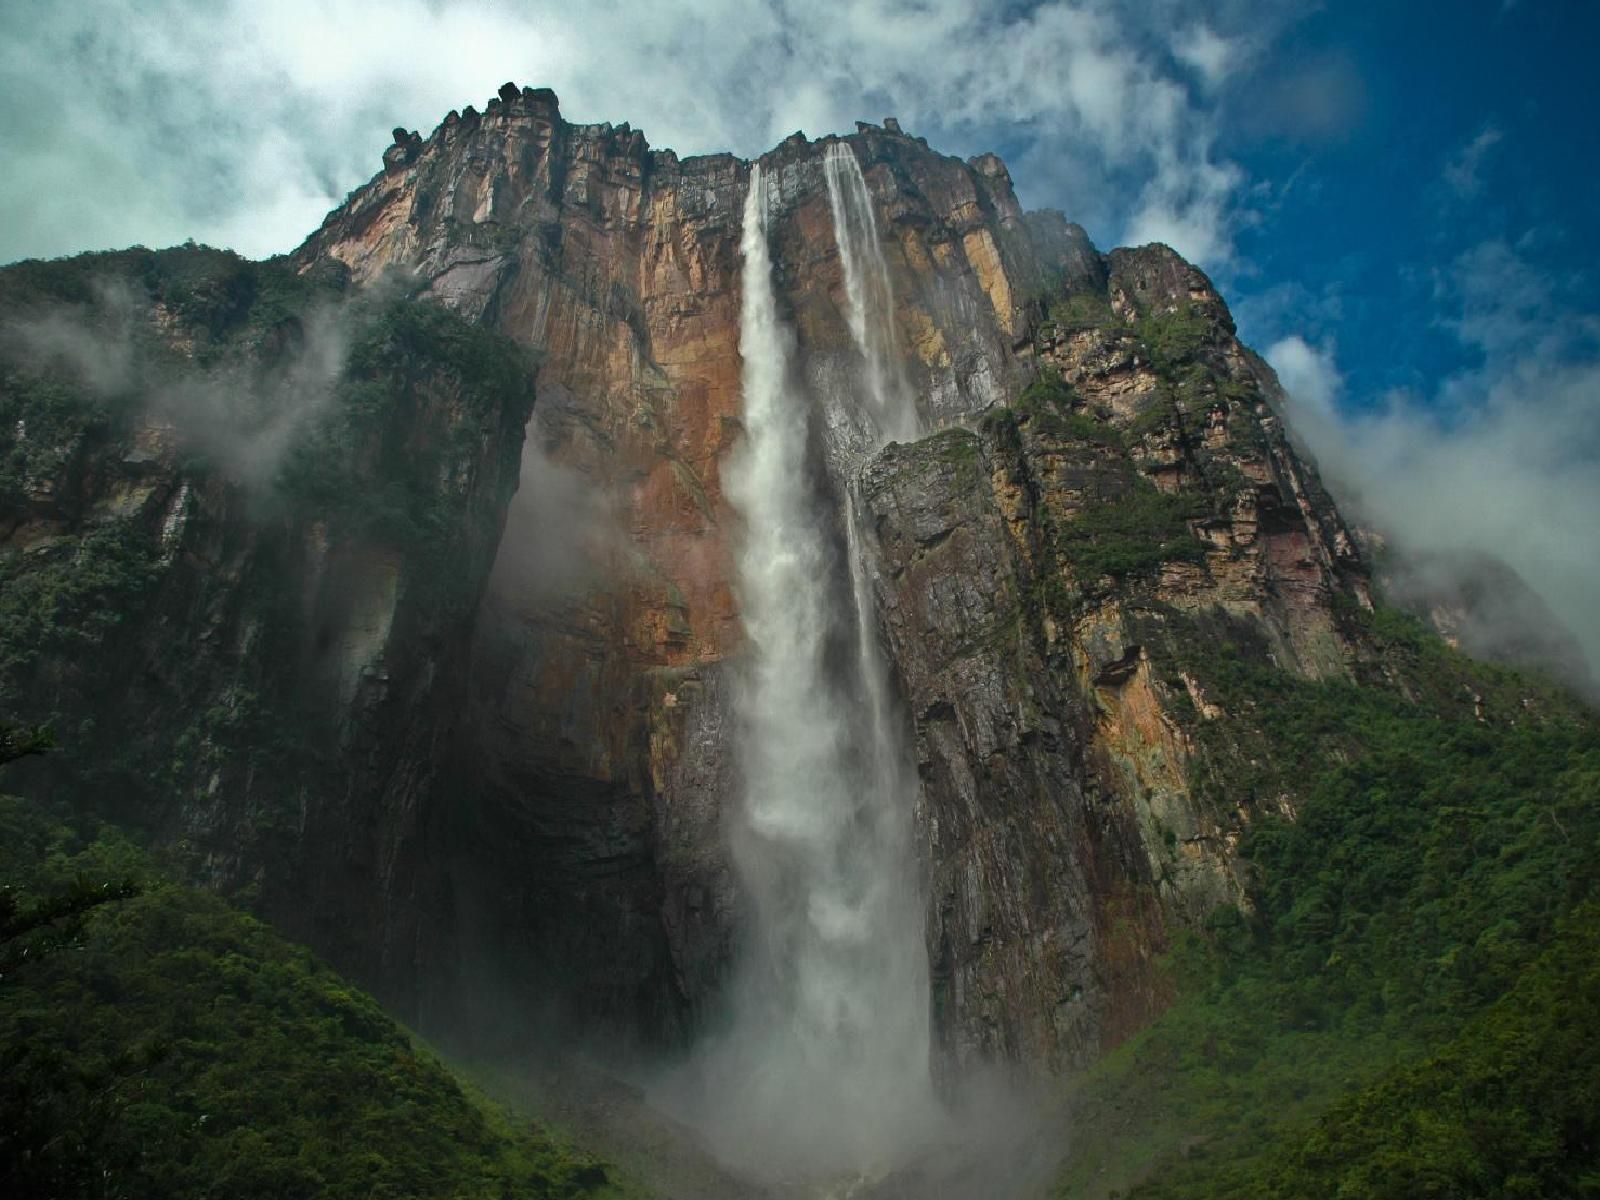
[2,83,1595,1198]
[286,83,1376,1067]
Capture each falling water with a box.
[679,158,940,1184]
[823,141,921,446]
[828,142,927,978]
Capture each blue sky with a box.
[1220,0,1600,405]
[1,0,1596,671]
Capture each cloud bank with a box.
[0,0,1293,269]
[1268,236,1600,688]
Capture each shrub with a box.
[1056,482,1206,581]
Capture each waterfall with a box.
[823,141,921,446]
[829,143,926,1006]
[680,158,939,1183]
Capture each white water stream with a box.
[679,151,940,1183]
[823,142,922,447]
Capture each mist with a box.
[1268,314,1600,698]
[3,276,351,491]
[487,413,624,605]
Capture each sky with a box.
[2,0,1597,676]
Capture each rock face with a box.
[855,252,1371,1066]
[292,91,1089,1045]
[294,86,1374,1063]
[0,249,535,1024]
[3,87,1376,1071]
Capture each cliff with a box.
[287,85,1370,1066]
[0,80,1381,1075]
[0,247,535,1023]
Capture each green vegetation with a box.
[1047,291,1118,331]
[1056,481,1205,582]
[978,371,1221,593]
[1149,909,1600,1200]
[1121,394,1180,441]
[0,519,162,704]
[0,251,602,1196]
[0,245,336,367]
[0,244,539,956]
[983,369,1122,447]
[0,246,534,719]
[0,369,104,511]
[1007,372,1123,446]
[1058,609,1600,1198]
[1137,305,1215,375]
[278,295,533,563]
[1192,451,1249,504]
[0,795,615,1200]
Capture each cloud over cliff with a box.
[0,0,1285,269]
[1269,237,1600,689]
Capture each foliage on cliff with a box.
[0,794,614,1200]
[1057,611,1600,1198]
[982,370,1209,587]
[0,247,534,813]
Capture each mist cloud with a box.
[1267,238,1600,690]
[488,420,624,605]
[4,280,350,489]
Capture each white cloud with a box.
[1266,333,1342,419]
[1172,25,1237,89]
[0,0,1265,268]
[1443,124,1504,199]
[1268,241,1600,683]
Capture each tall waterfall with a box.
[823,142,921,446]
[681,157,939,1182]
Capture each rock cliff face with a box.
[292,86,1375,1064]
[297,89,1376,1068]
[293,89,1091,1045]
[3,86,1376,1072]
[855,252,1370,1066]
[0,249,535,1021]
